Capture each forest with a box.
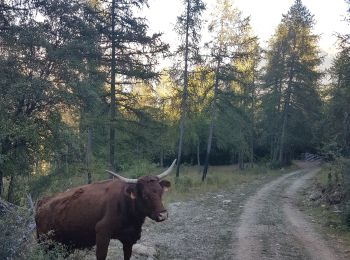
[0,0,349,208]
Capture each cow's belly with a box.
[55,227,97,248]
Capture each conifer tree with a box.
[0,0,103,200]
[202,0,255,180]
[261,0,322,165]
[174,0,205,177]
[91,0,168,171]
[324,0,350,156]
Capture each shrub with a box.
[0,202,34,259]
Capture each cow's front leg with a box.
[122,243,133,260]
[95,230,110,260]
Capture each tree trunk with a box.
[65,145,69,175]
[272,136,279,162]
[160,148,164,168]
[278,37,296,165]
[197,141,201,171]
[250,136,254,168]
[278,68,294,164]
[109,0,117,173]
[202,60,220,181]
[238,149,244,170]
[86,127,92,184]
[250,80,256,168]
[176,0,191,178]
[343,111,349,153]
[0,168,3,197]
[7,174,15,203]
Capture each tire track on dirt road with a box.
[235,163,342,260]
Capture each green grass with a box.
[162,164,296,203]
[27,162,297,204]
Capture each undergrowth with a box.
[301,158,350,250]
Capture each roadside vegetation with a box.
[301,159,350,248]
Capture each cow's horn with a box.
[157,159,177,179]
[105,170,138,183]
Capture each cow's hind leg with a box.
[122,243,133,260]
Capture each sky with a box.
[143,0,349,68]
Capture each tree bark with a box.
[109,0,117,173]
[0,168,3,197]
[250,135,254,168]
[278,35,297,165]
[202,60,220,181]
[86,127,92,184]
[176,0,191,178]
[250,78,256,168]
[7,174,15,203]
[278,64,295,164]
[65,145,69,175]
[160,148,164,168]
[239,149,244,170]
[197,141,200,168]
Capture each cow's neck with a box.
[123,196,146,228]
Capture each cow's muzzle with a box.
[155,210,168,222]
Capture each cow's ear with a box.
[125,185,136,200]
[159,180,171,192]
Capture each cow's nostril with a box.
[157,211,168,221]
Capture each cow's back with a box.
[35,180,123,247]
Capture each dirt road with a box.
[235,163,341,260]
[84,162,348,260]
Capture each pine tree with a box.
[0,0,103,201]
[324,1,350,156]
[202,0,255,180]
[261,0,322,166]
[91,0,168,172]
[174,0,205,177]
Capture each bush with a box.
[0,201,34,259]
[269,160,284,169]
[343,201,350,228]
[320,158,350,228]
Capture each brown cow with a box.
[35,159,176,260]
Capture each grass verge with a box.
[300,163,350,255]
[162,163,298,203]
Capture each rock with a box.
[328,191,343,204]
[309,191,322,201]
[132,244,158,258]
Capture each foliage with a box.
[200,0,258,179]
[260,0,323,165]
[173,0,206,177]
[309,159,350,228]
[323,23,350,157]
[0,0,103,202]
[0,200,33,259]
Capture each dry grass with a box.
[162,164,294,203]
